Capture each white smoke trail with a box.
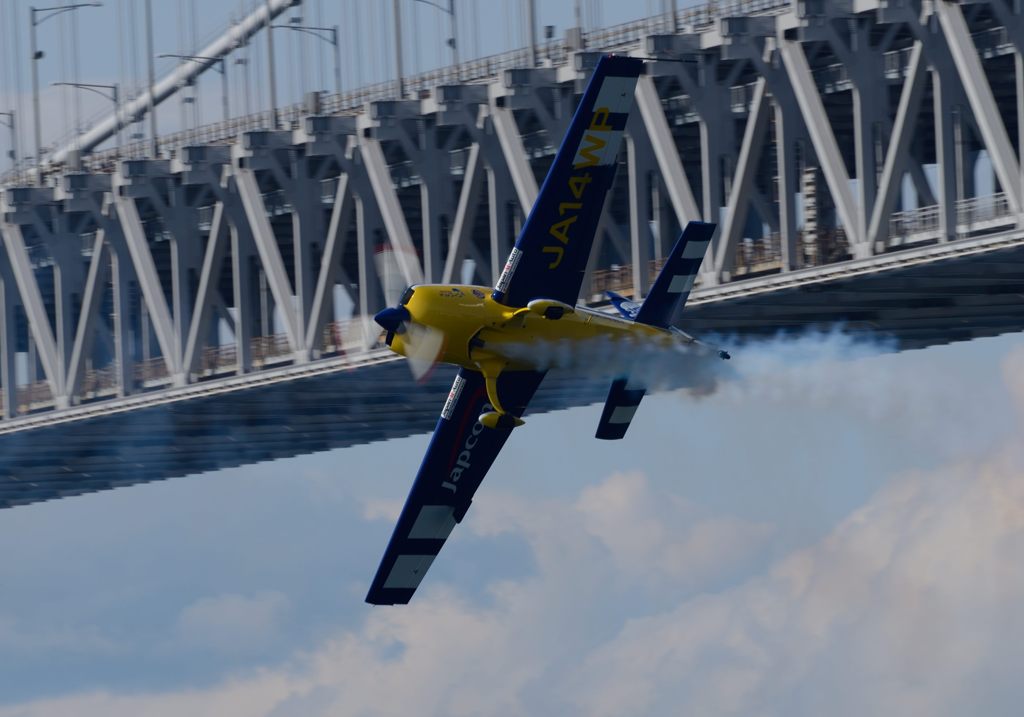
[494,327,898,401]
[494,333,728,393]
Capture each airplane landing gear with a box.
[478,411,525,430]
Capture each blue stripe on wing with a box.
[366,368,546,605]
[493,55,645,309]
[595,377,646,440]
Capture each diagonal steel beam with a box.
[183,201,228,376]
[490,106,540,210]
[66,231,111,400]
[935,0,1022,212]
[442,142,485,284]
[487,166,516,285]
[306,173,354,352]
[358,137,425,288]
[635,74,701,225]
[115,195,184,384]
[234,167,303,355]
[0,222,65,402]
[779,37,864,251]
[868,41,928,248]
[354,195,384,339]
[714,77,770,278]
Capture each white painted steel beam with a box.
[114,196,185,385]
[66,232,110,399]
[779,37,865,252]
[935,0,1022,213]
[359,137,425,288]
[490,106,540,210]
[0,222,65,402]
[234,167,303,355]
[306,174,353,352]
[868,42,928,248]
[715,77,770,278]
[442,143,485,284]
[635,75,701,225]
[184,202,228,375]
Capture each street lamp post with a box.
[159,54,231,123]
[271,23,342,96]
[29,2,102,183]
[0,112,17,174]
[52,82,121,162]
[410,0,458,67]
[393,0,404,99]
[144,0,158,156]
[265,0,279,129]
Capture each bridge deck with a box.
[4,229,1024,510]
[3,0,1024,509]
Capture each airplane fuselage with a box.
[387,284,687,373]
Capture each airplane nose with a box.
[374,306,411,333]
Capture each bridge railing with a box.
[887,193,1016,244]
[890,205,942,240]
[957,192,1013,227]
[0,317,378,416]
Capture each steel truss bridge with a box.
[2,0,1024,509]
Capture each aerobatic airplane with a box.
[366,55,728,605]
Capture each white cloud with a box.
[362,498,403,523]
[571,447,1024,716]
[574,471,774,588]
[170,592,290,656]
[3,341,1024,716]
[10,436,1024,717]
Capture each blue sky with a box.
[1,330,1023,715]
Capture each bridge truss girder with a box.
[2,0,1024,423]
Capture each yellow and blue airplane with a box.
[367,55,727,605]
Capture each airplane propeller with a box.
[400,320,446,382]
[374,305,445,382]
[369,243,445,380]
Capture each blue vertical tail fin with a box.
[633,221,716,328]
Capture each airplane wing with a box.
[366,367,546,605]
[494,55,644,308]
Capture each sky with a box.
[1,329,1024,715]
[0,0,679,167]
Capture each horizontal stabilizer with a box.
[606,291,641,320]
[595,377,646,440]
[635,221,716,328]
